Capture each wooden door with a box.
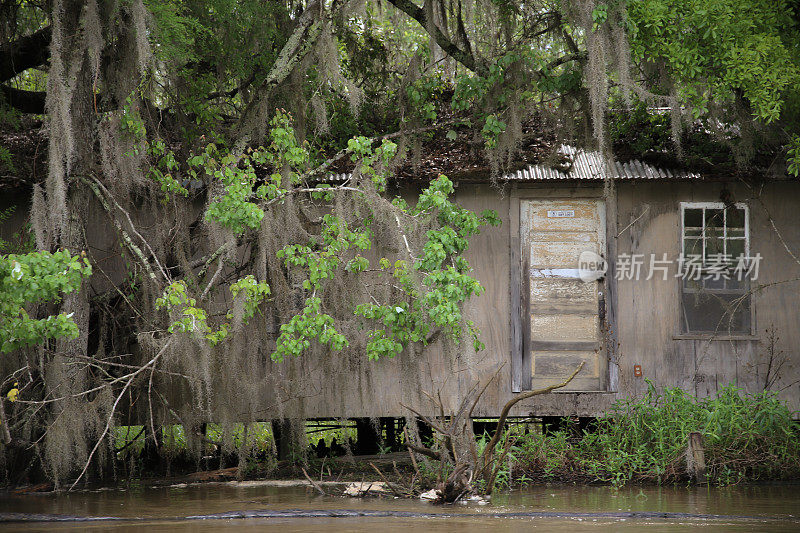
[520,199,606,391]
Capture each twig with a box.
[114,426,145,454]
[300,118,462,182]
[399,402,449,436]
[0,396,12,445]
[468,363,506,419]
[392,460,403,485]
[302,466,326,495]
[478,362,585,482]
[616,205,650,237]
[404,426,421,476]
[199,257,223,301]
[82,177,159,282]
[89,176,170,281]
[147,363,159,448]
[70,374,134,491]
[68,340,172,491]
[369,462,402,497]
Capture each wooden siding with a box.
[2,180,799,419]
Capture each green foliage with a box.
[473,429,523,491]
[406,75,444,123]
[230,275,271,322]
[627,0,800,123]
[147,139,189,200]
[516,383,800,486]
[155,280,216,338]
[271,213,369,361]
[201,111,309,235]
[347,137,397,192]
[354,175,500,360]
[609,102,672,155]
[155,276,270,346]
[787,135,800,177]
[0,145,15,174]
[0,207,16,253]
[481,114,507,149]
[0,250,92,353]
[271,296,347,362]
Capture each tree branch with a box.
[236,0,330,135]
[477,362,584,480]
[82,177,160,283]
[0,85,45,114]
[385,0,487,76]
[68,339,172,491]
[0,26,51,83]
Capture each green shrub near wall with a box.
[517,383,800,486]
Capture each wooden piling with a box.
[686,431,706,482]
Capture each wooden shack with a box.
[243,145,800,419]
[2,145,799,422]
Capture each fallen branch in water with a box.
[301,467,326,495]
[401,362,585,502]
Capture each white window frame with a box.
[677,201,754,337]
[679,202,749,263]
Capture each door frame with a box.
[509,185,617,392]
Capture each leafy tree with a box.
[0,250,91,353]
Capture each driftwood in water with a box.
[402,362,584,502]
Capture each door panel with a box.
[521,199,606,391]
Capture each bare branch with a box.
[68,339,173,491]
[477,362,585,480]
[385,0,487,76]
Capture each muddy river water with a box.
[1,482,798,532]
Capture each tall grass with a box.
[517,383,800,486]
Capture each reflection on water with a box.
[1,482,798,532]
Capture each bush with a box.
[516,382,800,486]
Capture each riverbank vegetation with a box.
[99,382,800,496]
[512,384,800,487]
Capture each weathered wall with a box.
[213,182,518,419]
[4,179,799,419]
[614,181,800,412]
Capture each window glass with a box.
[728,208,745,228]
[684,208,703,228]
[680,203,751,334]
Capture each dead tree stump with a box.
[686,431,706,482]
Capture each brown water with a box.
[1,482,798,532]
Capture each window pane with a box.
[725,277,748,292]
[681,292,750,333]
[728,228,745,238]
[727,238,745,259]
[683,237,703,257]
[705,227,724,257]
[684,208,703,228]
[727,207,745,228]
[705,208,724,230]
[684,227,702,237]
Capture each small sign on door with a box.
[547,209,575,218]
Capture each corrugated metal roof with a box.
[321,145,702,182]
[503,145,702,181]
